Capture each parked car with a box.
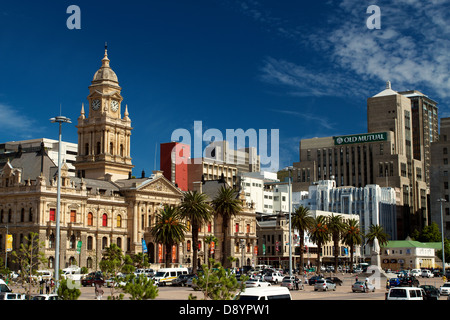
[314,279,336,291]
[410,269,422,277]
[264,271,284,284]
[399,276,420,287]
[172,274,195,287]
[81,273,104,287]
[281,276,303,290]
[421,269,434,278]
[245,278,271,288]
[352,281,375,293]
[388,278,401,287]
[308,275,322,285]
[439,282,450,296]
[186,275,198,288]
[326,277,343,286]
[420,285,440,300]
[32,294,61,300]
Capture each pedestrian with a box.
[39,277,44,294]
[355,275,358,282]
[95,283,104,300]
[45,279,50,294]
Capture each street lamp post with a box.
[50,115,71,286]
[288,167,292,277]
[437,198,447,274]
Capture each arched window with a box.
[49,233,55,249]
[85,143,89,155]
[117,214,122,228]
[187,240,191,252]
[69,234,76,249]
[87,212,93,226]
[102,213,108,227]
[29,208,33,222]
[97,142,101,155]
[87,236,93,250]
[21,208,25,222]
[120,144,124,157]
[117,237,122,249]
[110,142,114,154]
[102,236,108,249]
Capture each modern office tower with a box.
[399,90,439,187]
[293,82,429,238]
[430,117,450,239]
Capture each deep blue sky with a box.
[1,0,450,175]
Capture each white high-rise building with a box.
[299,179,397,240]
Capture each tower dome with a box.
[92,44,119,84]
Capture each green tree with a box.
[190,259,248,300]
[133,252,150,269]
[342,219,363,272]
[180,190,213,273]
[291,206,314,273]
[11,232,48,297]
[99,243,135,300]
[57,278,81,300]
[121,274,159,300]
[150,204,187,268]
[327,214,345,273]
[211,186,243,268]
[309,215,330,273]
[411,222,442,242]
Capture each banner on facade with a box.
[210,241,215,255]
[76,241,82,254]
[172,245,176,263]
[6,234,12,252]
[158,244,163,262]
[142,239,148,253]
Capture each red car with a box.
[81,273,104,287]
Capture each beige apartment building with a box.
[293,82,430,239]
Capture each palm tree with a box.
[179,190,213,273]
[211,186,242,268]
[365,224,389,260]
[327,214,345,273]
[291,206,314,273]
[342,218,363,272]
[150,204,187,268]
[309,215,331,273]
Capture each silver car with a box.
[352,281,375,293]
[314,279,336,291]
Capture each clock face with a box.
[111,100,119,112]
[92,99,101,111]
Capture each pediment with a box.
[136,176,183,196]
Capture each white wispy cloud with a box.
[0,103,40,138]
[239,0,450,103]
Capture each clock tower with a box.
[75,45,134,181]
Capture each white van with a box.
[134,268,154,277]
[152,268,188,286]
[236,287,292,300]
[386,287,425,300]
[62,266,83,281]
[0,279,12,293]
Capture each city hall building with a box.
[292,82,432,239]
